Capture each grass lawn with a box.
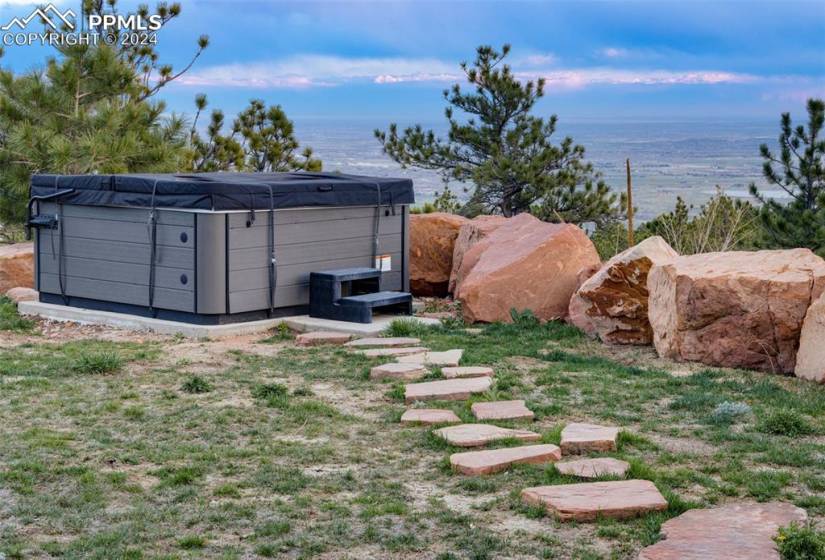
[0,307,823,559]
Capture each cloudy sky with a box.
[2,0,824,121]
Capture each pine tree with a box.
[0,0,208,226]
[375,44,623,226]
[749,98,825,255]
[190,97,321,172]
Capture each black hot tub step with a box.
[339,291,412,307]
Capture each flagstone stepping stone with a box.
[397,349,463,367]
[560,422,620,454]
[295,331,352,346]
[555,458,629,479]
[521,479,668,522]
[638,501,807,560]
[400,409,461,425]
[345,337,421,348]
[442,366,494,379]
[450,444,561,475]
[471,400,534,421]
[359,347,428,358]
[405,376,491,404]
[370,362,428,381]
[433,423,540,447]
[464,328,484,335]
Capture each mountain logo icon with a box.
[2,4,76,32]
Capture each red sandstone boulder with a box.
[0,242,34,294]
[569,236,678,344]
[795,292,825,383]
[5,287,38,303]
[648,249,825,374]
[455,214,601,323]
[409,213,468,297]
[449,215,507,294]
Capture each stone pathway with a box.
[450,444,561,475]
[370,363,428,381]
[471,400,534,421]
[295,331,353,346]
[555,457,629,479]
[344,337,421,348]
[359,346,429,358]
[521,480,668,521]
[560,422,619,454]
[397,349,463,367]
[405,376,491,404]
[434,423,540,447]
[442,366,494,379]
[638,502,807,560]
[400,409,461,425]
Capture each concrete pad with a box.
[560,422,620,454]
[405,376,491,404]
[433,423,540,447]
[400,409,461,425]
[17,302,439,339]
[450,444,561,475]
[370,363,428,381]
[555,458,630,479]
[359,347,428,358]
[344,337,421,348]
[397,349,463,367]
[639,502,808,560]
[296,331,353,346]
[521,480,668,522]
[442,366,494,379]
[471,400,534,421]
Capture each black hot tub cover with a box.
[30,172,414,211]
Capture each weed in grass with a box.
[256,519,291,537]
[261,322,293,343]
[72,351,123,374]
[456,477,497,494]
[757,409,815,437]
[386,318,432,337]
[181,375,212,394]
[775,522,825,560]
[0,296,34,332]
[178,535,206,549]
[154,465,203,487]
[252,382,289,401]
[708,401,752,425]
[745,470,793,501]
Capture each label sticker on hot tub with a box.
[375,254,392,271]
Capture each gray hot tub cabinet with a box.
[29,173,413,324]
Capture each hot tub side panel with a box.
[36,203,197,312]
[226,206,407,314]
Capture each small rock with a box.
[450,444,561,475]
[555,458,630,479]
[521,480,668,522]
[560,422,620,454]
[638,502,808,560]
[295,331,352,346]
[359,347,428,357]
[345,337,421,348]
[471,400,534,421]
[434,423,541,447]
[397,349,463,367]
[442,366,494,379]
[464,328,484,335]
[4,287,38,303]
[370,362,428,381]
[400,409,461,425]
[405,376,491,404]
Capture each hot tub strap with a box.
[147,180,160,317]
[372,183,382,267]
[267,185,277,316]
[57,203,68,305]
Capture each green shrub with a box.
[252,383,289,400]
[757,409,814,437]
[385,318,430,337]
[775,522,825,560]
[181,375,212,394]
[72,351,123,374]
[0,296,34,332]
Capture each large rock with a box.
[455,214,601,323]
[638,502,807,560]
[648,249,825,374]
[796,292,825,383]
[409,212,468,297]
[449,215,507,293]
[0,242,34,294]
[569,236,678,344]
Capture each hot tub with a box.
[27,172,414,324]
